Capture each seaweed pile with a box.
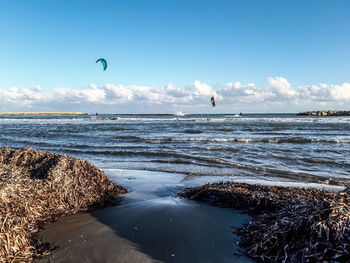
[180,182,350,262]
[0,147,127,262]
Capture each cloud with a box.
[0,78,349,113]
[299,83,350,102]
[266,77,296,98]
[221,82,274,104]
[31,85,43,92]
[193,80,213,97]
[2,87,46,103]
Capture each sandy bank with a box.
[0,112,88,115]
[0,147,126,262]
[181,182,350,262]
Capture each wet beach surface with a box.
[37,170,254,263]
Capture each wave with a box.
[269,153,350,166]
[217,128,234,132]
[142,136,350,144]
[174,111,188,116]
[108,116,350,124]
[183,129,202,134]
[195,146,240,152]
[75,148,348,185]
[60,148,328,176]
[1,115,350,124]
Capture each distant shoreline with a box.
[0,112,88,115]
[297,110,350,116]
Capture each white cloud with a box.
[0,78,349,113]
[266,77,296,98]
[31,85,43,92]
[299,83,350,102]
[164,83,188,98]
[104,83,133,101]
[2,87,46,103]
[193,80,213,97]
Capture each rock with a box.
[297,110,350,116]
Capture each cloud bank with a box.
[1,77,349,113]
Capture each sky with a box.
[0,0,349,113]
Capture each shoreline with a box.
[2,147,349,262]
[37,169,253,263]
[180,181,350,262]
[0,147,126,262]
[0,112,88,115]
[36,169,345,263]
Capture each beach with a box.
[0,112,88,115]
[180,182,350,262]
[0,147,126,262]
[1,113,350,262]
[37,170,253,263]
[3,0,348,260]
[36,169,348,263]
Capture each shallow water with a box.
[38,169,253,263]
[1,113,349,184]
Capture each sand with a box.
[0,112,87,115]
[180,181,350,262]
[0,147,126,262]
[37,170,253,263]
[36,169,342,262]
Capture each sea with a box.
[1,113,349,186]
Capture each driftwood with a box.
[0,147,127,262]
[180,182,350,262]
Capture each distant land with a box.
[297,110,350,116]
[0,112,88,115]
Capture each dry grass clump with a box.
[0,147,127,262]
[180,182,350,262]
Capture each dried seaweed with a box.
[180,182,350,262]
[0,147,127,262]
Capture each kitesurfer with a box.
[210,96,216,107]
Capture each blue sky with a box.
[0,0,349,113]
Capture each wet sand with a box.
[37,170,253,263]
[37,170,341,263]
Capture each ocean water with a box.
[1,113,349,185]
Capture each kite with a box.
[210,96,216,107]
[96,58,107,71]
